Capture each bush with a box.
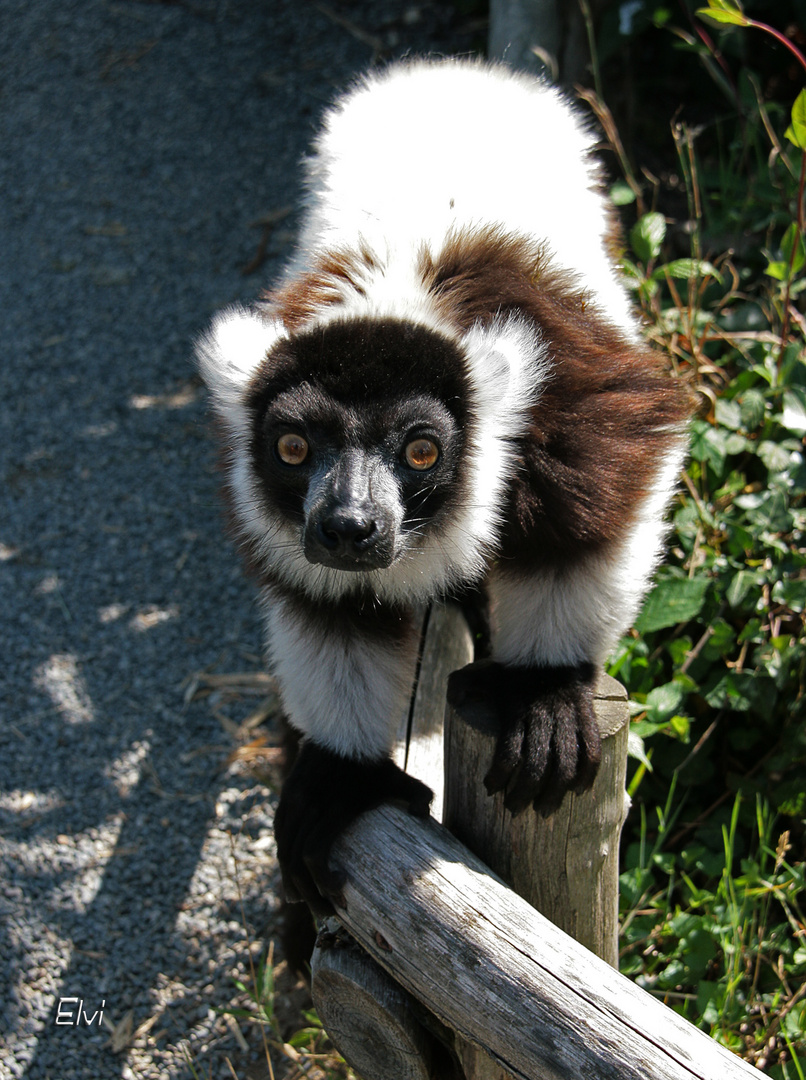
[597,2,806,1072]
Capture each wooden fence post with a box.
[444,674,629,967]
[311,919,444,1080]
[443,671,629,1080]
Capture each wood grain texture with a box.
[444,673,630,966]
[312,920,436,1080]
[328,805,759,1080]
[393,602,475,821]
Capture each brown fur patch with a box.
[266,245,381,331]
[420,226,691,566]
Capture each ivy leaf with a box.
[635,576,710,633]
[630,212,666,263]
[645,681,686,722]
[785,89,806,151]
[689,419,735,476]
[654,257,722,283]
[715,397,742,431]
[757,439,799,475]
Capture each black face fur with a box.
[245,317,471,572]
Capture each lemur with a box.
[196,58,689,911]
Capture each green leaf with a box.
[689,420,734,476]
[757,439,798,475]
[781,388,806,434]
[785,89,806,150]
[630,212,666,263]
[766,222,806,281]
[704,673,752,711]
[645,681,686,722]
[621,257,646,285]
[697,981,725,1026]
[704,618,736,656]
[772,578,806,613]
[781,221,806,275]
[656,258,722,282]
[611,180,637,206]
[635,576,710,633]
[670,714,691,739]
[627,727,652,768]
[715,397,742,431]
[765,259,790,281]
[738,388,766,431]
[725,569,761,609]
[695,0,750,26]
[734,488,794,532]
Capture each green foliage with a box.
[787,90,806,152]
[620,791,806,1070]
[598,1,806,1071]
[218,944,357,1079]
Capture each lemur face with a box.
[244,317,469,574]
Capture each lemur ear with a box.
[196,305,287,415]
[460,315,550,420]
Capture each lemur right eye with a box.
[276,433,309,466]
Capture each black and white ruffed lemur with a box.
[196,57,690,911]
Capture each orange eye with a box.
[404,438,439,471]
[276,433,309,466]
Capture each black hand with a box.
[274,741,433,916]
[447,659,601,816]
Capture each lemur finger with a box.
[484,715,525,795]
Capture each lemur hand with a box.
[447,659,601,816]
[274,741,433,915]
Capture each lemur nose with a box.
[318,511,377,554]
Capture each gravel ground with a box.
[0,3,473,1077]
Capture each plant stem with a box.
[747,19,806,76]
[779,150,806,362]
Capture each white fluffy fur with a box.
[490,441,687,669]
[197,58,683,760]
[261,590,419,758]
[198,60,635,608]
[289,58,636,336]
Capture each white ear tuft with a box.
[195,305,287,411]
[461,315,549,428]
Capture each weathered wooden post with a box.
[444,671,629,967]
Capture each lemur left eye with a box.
[276,432,309,466]
[404,438,439,471]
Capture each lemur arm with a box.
[264,587,432,910]
[448,441,685,815]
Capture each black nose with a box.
[305,504,394,570]
[317,510,377,554]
